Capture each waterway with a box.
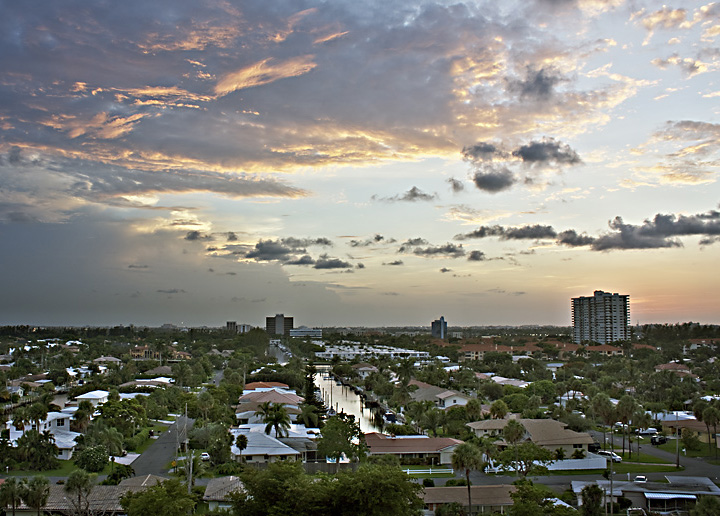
[314,366,382,433]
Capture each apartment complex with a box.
[572,290,630,344]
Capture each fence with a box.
[403,467,454,475]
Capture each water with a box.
[314,366,382,433]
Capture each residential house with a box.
[11,484,153,515]
[655,362,697,379]
[421,485,515,515]
[203,476,244,512]
[585,344,623,357]
[230,427,303,463]
[130,345,160,359]
[573,476,720,515]
[408,380,471,409]
[351,363,379,379]
[93,356,122,365]
[364,433,463,465]
[75,389,110,407]
[7,409,81,460]
[467,418,595,455]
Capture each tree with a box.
[317,413,367,472]
[15,430,59,470]
[580,484,603,516]
[490,399,509,419]
[510,479,577,516]
[299,403,320,428]
[74,445,109,472]
[592,393,615,451]
[262,403,291,438]
[702,406,720,459]
[27,402,48,431]
[503,419,526,477]
[616,395,637,455]
[421,408,445,437]
[0,476,23,516]
[691,495,720,516]
[451,442,484,516]
[64,469,96,516]
[121,479,195,516]
[235,433,248,460]
[20,476,50,516]
[499,442,553,478]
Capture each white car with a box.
[200,452,210,461]
[634,475,647,483]
[597,450,622,463]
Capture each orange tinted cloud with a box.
[215,56,317,96]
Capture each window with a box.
[56,418,65,427]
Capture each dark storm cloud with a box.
[226,232,238,241]
[440,267,452,273]
[384,260,404,266]
[128,264,149,269]
[157,289,186,294]
[447,178,465,193]
[356,263,365,269]
[412,243,465,258]
[374,186,438,203]
[512,138,581,166]
[454,226,505,240]
[591,217,682,250]
[467,250,487,261]
[508,67,565,101]
[397,237,429,253]
[557,229,596,247]
[472,168,517,193]
[313,255,352,269]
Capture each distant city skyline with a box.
[1,1,719,328]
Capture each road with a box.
[130,415,194,477]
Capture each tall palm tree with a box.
[592,393,613,450]
[299,403,319,428]
[263,404,291,438]
[503,419,526,477]
[235,434,248,462]
[703,406,720,459]
[0,476,23,516]
[65,469,95,516]
[27,402,48,432]
[11,406,31,432]
[617,395,637,456]
[20,476,50,516]
[451,442,484,516]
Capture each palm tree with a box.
[299,403,319,428]
[451,442,484,516]
[65,469,95,516]
[235,434,248,462]
[73,400,94,433]
[703,406,720,459]
[20,476,50,516]
[0,476,23,516]
[262,403,291,438]
[503,419,526,477]
[592,393,614,450]
[11,406,31,431]
[490,400,508,420]
[617,395,637,456]
[421,408,445,437]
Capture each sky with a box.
[1,0,719,328]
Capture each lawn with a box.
[657,441,719,460]
[616,451,674,464]
[6,460,78,478]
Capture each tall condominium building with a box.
[572,290,630,344]
[266,314,294,336]
[431,316,447,340]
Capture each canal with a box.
[314,366,382,433]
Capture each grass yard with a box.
[6,459,78,478]
[657,441,719,460]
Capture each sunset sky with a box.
[1,0,719,328]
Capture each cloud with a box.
[185,231,212,241]
[467,250,487,261]
[375,186,437,202]
[447,178,465,193]
[313,254,352,269]
[512,138,582,167]
[349,234,392,247]
[157,289,186,294]
[508,67,565,101]
[455,224,556,240]
[285,255,316,266]
[440,267,452,273]
[128,264,149,269]
[412,243,465,258]
[651,54,709,76]
[462,142,502,162]
[557,229,596,247]
[226,232,238,241]
[472,167,517,193]
[384,260,404,266]
[215,56,318,96]
[245,239,298,261]
[397,237,429,253]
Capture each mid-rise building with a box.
[431,316,447,340]
[289,327,322,338]
[572,290,630,344]
[266,314,294,336]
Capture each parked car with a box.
[651,435,667,445]
[588,442,601,453]
[634,475,648,483]
[200,452,210,461]
[637,427,658,435]
[598,450,622,462]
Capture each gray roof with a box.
[203,476,244,502]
